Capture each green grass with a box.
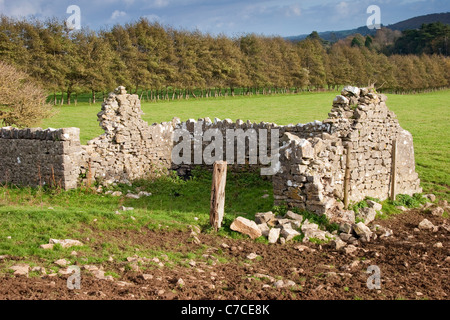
[385,91,450,201]
[42,92,336,145]
[0,170,272,269]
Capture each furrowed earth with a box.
[0,207,448,300]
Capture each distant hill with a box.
[286,12,450,42]
[388,12,450,31]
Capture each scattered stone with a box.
[433,242,443,248]
[339,223,353,234]
[352,222,373,242]
[54,259,70,267]
[254,273,275,282]
[120,206,134,211]
[138,191,151,197]
[246,253,259,260]
[116,281,132,287]
[126,193,140,199]
[49,239,83,248]
[157,290,165,296]
[281,228,300,242]
[257,223,270,237]
[331,239,347,250]
[190,235,201,244]
[177,278,185,287]
[344,245,358,255]
[273,279,296,289]
[84,265,99,272]
[111,191,123,197]
[0,255,8,260]
[294,244,311,252]
[418,219,435,231]
[189,225,201,234]
[254,212,275,224]
[230,217,262,239]
[10,264,29,276]
[285,211,304,221]
[358,207,377,225]
[40,244,54,250]
[424,194,436,202]
[366,200,383,212]
[189,260,196,267]
[431,207,444,217]
[31,267,46,275]
[268,228,281,244]
[371,224,394,238]
[301,220,319,233]
[58,268,74,275]
[340,233,353,242]
[261,194,269,199]
[396,206,408,212]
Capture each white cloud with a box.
[153,0,169,8]
[143,14,162,22]
[111,10,127,20]
[286,4,301,17]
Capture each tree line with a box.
[1,16,449,105]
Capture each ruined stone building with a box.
[0,86,422,219]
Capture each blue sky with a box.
[0,0,449,36]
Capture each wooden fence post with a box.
[210,161,227,231]
[390,139,397,201]
[343,143,352,210]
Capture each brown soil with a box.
[0,209,449,301]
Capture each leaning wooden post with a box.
[210,161,227,231]
[390,139,397,201]
[343,143,352,210]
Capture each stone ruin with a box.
[80,86,175,184]
[0,85,422,223]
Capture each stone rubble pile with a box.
[230,211,336,244]
[230,198,395,248]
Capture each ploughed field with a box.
[0,90,448,301]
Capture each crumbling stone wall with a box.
[0,127,81,189]
[274,86,422,219]
[80,86,176,185]
[0,85,422,221]
[172,118,327,176]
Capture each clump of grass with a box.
[392,193,427,208]
[273,205,339,234]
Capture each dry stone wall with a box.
[172,117,328,176]
[0,85,422,222]
[0,127,81,189]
